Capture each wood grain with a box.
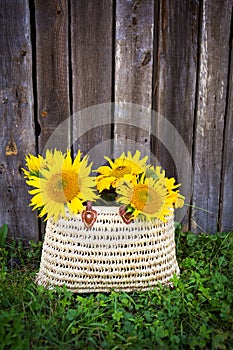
[191,0,232,233]
[71,0,113,163]
[113,0,154,158]
[0,0,38,241]
[35,0,70,153]
[151,0,200,228]
[220,18,233,232]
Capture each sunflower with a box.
[22,149,64,179]
[22,154,46,178]
[116,170,184,222]
[95,150,148,192]
[116,175,167,221]
[26,149,97,221]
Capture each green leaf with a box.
[66,309,78,321]
[0,224,8,248]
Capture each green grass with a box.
[0,229,232,349]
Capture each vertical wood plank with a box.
[220,16,233,232]
[113,0,154,157]
[191,0,232,233]
[71,0,113,163]
[152,0,200,228]
[35,0,70,153]
[0,0,38,241]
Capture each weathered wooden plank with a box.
[34,0,70,238]
[191,0,232,233]
[113,0,154,157]
[220,20,233,232]
[71,0,113,164]
[34,0,70,153]
[0,0,38,241]
[152,0,200,228]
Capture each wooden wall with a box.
[0,0,232,241]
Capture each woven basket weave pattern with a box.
[36,206,179,292]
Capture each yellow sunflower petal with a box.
[104,156,115,168]
[175,193,185,208]
[73,149,82,169]
[94,165,112,175]
[67,197,84,214]
[96,176,116,192]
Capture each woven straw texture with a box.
[36,206,179,292]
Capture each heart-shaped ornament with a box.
[81,203,97,229]
[119,206,134,224]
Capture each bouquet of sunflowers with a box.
[23,149,184,224]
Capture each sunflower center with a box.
[131,184,164,214]
[48,171,80,203]
[111,165,131,179]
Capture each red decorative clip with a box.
[81,201,97,229]
[119,206,134,224]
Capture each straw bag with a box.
[36,206,179,293]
